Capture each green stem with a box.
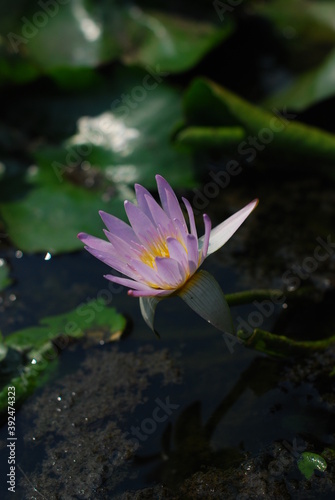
[225,287,335,357]
[238,328,335,358]
[225,286,316,306]
[225,289,283,306]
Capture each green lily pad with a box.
[1,0,231,86]
[297,452,327,479]
[262,48,335,112]
[253,0,335,67]
[0,259,12,291]
[0,162,128,254]
[0,70,195,253]
[120,9,232,73]
[0,299,126,412]
[175,78,335,170]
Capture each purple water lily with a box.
[78,175,258,333]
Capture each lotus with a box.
[78,175,258,334]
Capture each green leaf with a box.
[0,70,195,253]
[178,270,235,334]
[176,126,246,150]
[297,452,327,480]
[175,77,335,169]
[262,48,335,112]
[238,327,335,359]
[5,298,126,350]
[0,162,128,254]
[1,1,231,86]
[0,300,126,412]
[253,0,335,66]
[0,259,12,291]
[120,9,232,73]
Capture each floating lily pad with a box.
[297,452,327,479]
[262,48,335,111]
[253,0,335,67]
[120,9,232,73]
[1,0,231,86]
[0,162,128,254]
[0,299,126,412]
[175,78,335,170]
[0,70,195,253]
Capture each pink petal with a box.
[134,184,156,222]
[185,234,200,275]
[78,232,114,254]
[84,247,141,281]
[103,230,142,261]
[166,237,189,275]
[156,175,187,230]
[99,211,139,244]
[104,274,154,292]
[182,197,197,238]
[144,194,171,232]
[155,257,185,288]
[171,217,188,249]
[129,288,172,297]
[124,200,160,248]
[129,259,166,288]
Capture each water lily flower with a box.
[78,175,258,334]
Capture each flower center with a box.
[140,237,170,269]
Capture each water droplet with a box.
[15,250,23,259]
[44,252,52,261]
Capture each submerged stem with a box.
[226,286,335,358]
[225,286,316,306]
[238,328,335,358]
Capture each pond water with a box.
[1,174,335,498]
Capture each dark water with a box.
[0,177,335,498]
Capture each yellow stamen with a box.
[140,237,170,269]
